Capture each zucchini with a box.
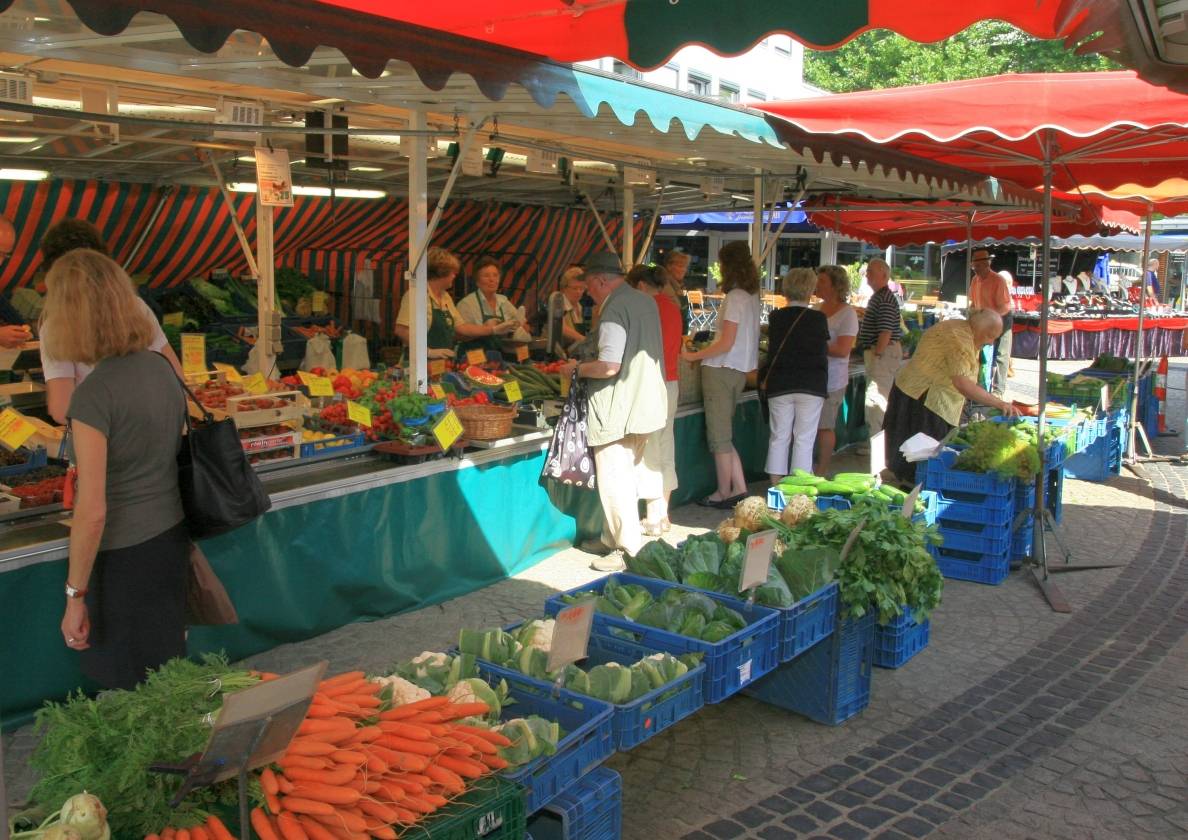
[781,474,825,486]
[815,481,855,496]
[778,484,818,497]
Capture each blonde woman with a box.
[681,241,761,508]
[47,249,191,690]
[814,265,859,476]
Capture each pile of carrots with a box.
[145,815,235,840]
[145,670,510,840]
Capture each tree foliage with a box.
[804,23,1118,93]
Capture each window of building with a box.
[746,89,767,102]
[718,82,740,103]
[611,60,642,80]
[773,37,792,56]
[653,64,679,89]
[687,73,711,96]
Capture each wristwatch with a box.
[65,582,87,599]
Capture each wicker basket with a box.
[454,403,517,440]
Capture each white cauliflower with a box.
[371,674,431,705]
[516,619,555,651]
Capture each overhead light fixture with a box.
[228,183,385,199]
[0,168,48,180]
[237,155,256,163]
[0,136,38,143]
[350,165,383,172]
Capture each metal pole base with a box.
[1022,507,1121,613]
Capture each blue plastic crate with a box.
[1013,467,1063,526]
[469,666,615,815]
[932,491,1014,527]
[1064,427,1123,482]
[299,430,367,458]
[929,544,1011,585]
[544,574,780,704]
[766,486,787,511]
[874,609,930,669]
[919,449,1016,497]
[0,446,47,479]
[526,768,621,840]
[935,517,1012,555]
[743,612,875,726]
[1142,393,1160,438]
[1012,523,1034,560]
[703,582,839,664]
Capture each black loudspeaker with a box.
[305,110,348,170]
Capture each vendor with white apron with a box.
[394,248,510,358]
[456,256,528,356]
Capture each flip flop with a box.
[696,495,731,509]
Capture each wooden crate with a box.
[224,391,309,429]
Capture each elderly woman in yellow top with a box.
[883,309,1019,485]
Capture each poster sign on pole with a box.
[254,146,294,207]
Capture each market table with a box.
[1011,316,1188,360]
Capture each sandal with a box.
[660,518,672,533]
[696,495,731,509]
[641,521,665,537]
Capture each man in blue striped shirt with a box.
[856,258,903,449]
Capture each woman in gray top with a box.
[48,249,190,690]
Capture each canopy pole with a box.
[1128,208,1154,461]
[636,183,668,266]
[751,173,764,281]
[407,109,429,392]
[760,182,808,266]
[622,186,635,270]
[122,186,172,272]
[581,192,618,256]
[255,194,277,378]
[408,118,480,279]
[205,151,260,278]
[963,213,974,300]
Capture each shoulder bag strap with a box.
[152,351,207,432]
[761,306,808,391]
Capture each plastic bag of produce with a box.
[341,331,369,371]
[301,334,336,372]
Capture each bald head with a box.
[0,216,14,257]
[1147,258,1159,270]
[968,308,1004,345]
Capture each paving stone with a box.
[757,826,795,840]
[868,766,903,786]
[731,807,770,829]
[703,820,745,839]
[844,777,884,799]
[780,814,818,834]
[913,803,952,825]
[849,807,895,830]
[805,802,841,823]
[897,780,938,801]
[890,817,935,838]
[826,790,864,808]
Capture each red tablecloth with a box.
[1014,317,1188,334]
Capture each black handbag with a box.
[539,369,597,490]
[757,307,807,423]
[166,362,272,538]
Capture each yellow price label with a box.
[466,349,487,366]
[916,308,924,327]
[0,408,36,451]
[312,290,328,313]
[560,373,571,398]
[180,333,207,376]
[433,409,464,451]
[430,384,446,399]
[347,401,372,427]
[504,379,522,402]
[213,363,242,382]
[242,372,268,395]
[515,345,530,363]
[428,359,447,377]
[307,375,334,397]
[163,312,185,328]
[297,371,316,386]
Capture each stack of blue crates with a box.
[1064,407,1125,482]
[526,768,622,840]
[919,450,1016,585]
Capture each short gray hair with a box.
[782,267,818,302]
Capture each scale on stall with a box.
[148,661,327,840]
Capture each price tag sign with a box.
[347,401,372,428]
[297,371,316,387]
[429,384,446,399]
[180,333,207,376]
[547,599,595,673]
[504,380,522,402]
[312,290,328,313]
[466,349,487,366]
[0,408,36,451]
[163,312,185,328]
[1100,384,1110,413]
[559,373,571,398]
[739,529,777,593]
[900,483,922,520]
[307,376,334,397]
[432,409,464,451]
[428,359,447,377]
[242,372,268,395]
[515,345,530,363]
[213,363,242,383]
[869,430,886,477]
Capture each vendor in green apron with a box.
[394,247,504,358]
[558,265,591,347]
[456,256,527,356]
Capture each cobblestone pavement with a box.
[5,361,1186,840]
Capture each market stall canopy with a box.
[757,72,1188,200]
[804,194,1141,248]
[940,233,1188,253]
[7,0,1186,93]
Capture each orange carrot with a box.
[439,702,490,720]
[384,777,425,795]
[363,824,397,840]
[176,829,191,840]
[423,764,465,794]
[161,829,176,840]
[480,753,510,770]
[205,816,235,840]
[320,679,368,698]
[403,711,447,724]
[375,736,439,756]
[280,796,336,816]
[421,793,448,808]
[290,783,362,806]
[453,733,496,754]
[288,740,339,757]
[335,694,381,709]
[295,816,339,840]
[329,750,367,766]
[319,671,366,690]
[277,775,296,794]
[364,753,388,775]
[398,795,435,815]
[145,834,161,840]
[392,807,419,825]
[283,765,358,786]
[190,826,210,840]
[435,754,487,779]
[356,799,400,823]
[251,810,281,840]
[276,811,309,840]
[346,726,382,743]
[297,719,356,737]
[262,767,281,795]
[313,809,368,834]
[377,698,447,720]
[376,721,431,740]
[265,788,282,814]
[280,755,330,771]
[455,725,512,746]
[303,704,340,719]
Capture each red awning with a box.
[11,1,1184,92]
[758,73,1188,200]
[803,195,1140,248]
